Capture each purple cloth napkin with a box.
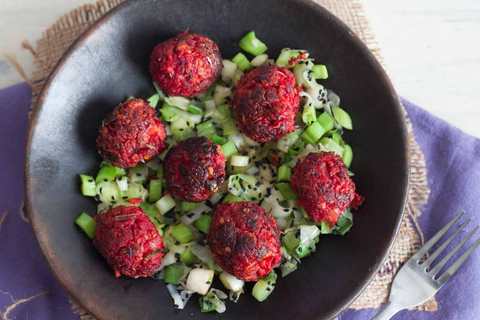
[1,82,479,319]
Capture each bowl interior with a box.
[26,0,408,319]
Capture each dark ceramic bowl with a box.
[25,0,408,319]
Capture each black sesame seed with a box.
[104,179,108,182]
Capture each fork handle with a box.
[371,302,404,320]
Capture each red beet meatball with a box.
[208,202,281,281]
[291,152,362,226]
[164,137,226,202]
[96,98,167,168]
[149,32,222,97]
[93,205,165,278]
[232,65,301,143]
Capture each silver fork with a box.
[372,211,480,320]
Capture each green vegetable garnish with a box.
[332,106,353,130]
[164,263,186,285]
[252,271,277,302]
[232,52,251,71]
[170,224,194,244]
[75,212,96,239]
[239,31,268,56]
[79,174,96,197]
[311,64,329,80]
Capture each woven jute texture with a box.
[27,0,437,317]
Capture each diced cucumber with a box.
[221,141,238,158]
[232,52,251,71]
[96,181,121,204]
[342,144,353,168]
[75,212,96,239]
[280,260,298,277]
[199,289,226,313]
[277,129,301,153]
[277,165,292,182]
[170,224,194,244]
[148,179,163,203]
[222,59,238,82]
[311,64,329,80]
[181,201,199,213]
[194,214,212,234]
[252,271,277,302]
[302,103,317,125]
[275,183,297,200]
[171,118,194,141]
[239,31,268,56]
[222,194,244,203]
[196,120,216,138]
[320,137,344,156]
[276,49,307,68]
[95,165,126,183]
[128,165,148,183]
[180,247,198,265]
[317,112,335,132]
[282,230,300,254]
[126,183,148,201]
[301,122,325,144]
[79,174,96,197]
[250,54,268,67]
[164,263,186,285]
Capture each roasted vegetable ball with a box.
[149,32,222,97]
[164,137,226,202]
[208,202,281,281]
[96,98,167,168]
[232,65,301,143]
[291,152,362,226]
[93,205,165,278]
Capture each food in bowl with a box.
[75,31,363,313]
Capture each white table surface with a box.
[1,0,479,137]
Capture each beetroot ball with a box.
[93,205,165,278]
[96,98,167,168]
[232,65,301,143]
[164,137,226,202]
[291,152,362,226]
[208,202,281,281]
[149,32,222,97]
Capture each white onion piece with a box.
[221,60,237,82]
[251,54,268,67]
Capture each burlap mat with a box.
[25,0,437,317]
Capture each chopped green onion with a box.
[147,93,160,108]
[128,165,148,183]
[252,271,277,302]
[222,59,237,82]
[155,194,176,214]
[293,63,309,86]
[320,137,344,156]
[295,225,320,258]
[301,122,325,144]
[287,139,306,157]
[181,201,199,213]
[126,182,148,201]
[239,31,268,56]
[170,223,194,244]
[250,54,268,67]
[302,104,317,125]
[164,263,186,285]
[317,112,335,132]
[311,64,329,80]
[148,179,163,203]
[230,155,249,167]
[186,104,203,115]
[186,268,215,295]
[221,141,238,158]
[332,106,353,130]
[75,212,96,239]
[275,183,297,200]
[95,165,126,183]
[164,96,190,111]
[232,52,251,71]
[199,289,226,313]
[79,174,96,197]
[277,165,292,182]
[140,202,160,219]
[180,247,198,265]
[196,120,216,138]
[211,135,228,145]
[194,214,212,234]
[342,144,353,168]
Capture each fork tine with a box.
[411,210,465,261]
[437,235,480,285]
[422,219,470,267]
[428,226,478,277]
